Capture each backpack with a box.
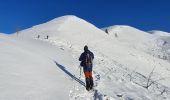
[85,52,92,65]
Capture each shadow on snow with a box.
[54,61,85,87]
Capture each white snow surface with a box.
[1,15,170,100]
[0,34,74,100]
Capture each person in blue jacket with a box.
[79,45,94,90]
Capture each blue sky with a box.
[0,0,170,34]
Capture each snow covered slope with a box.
[102,25,170,76]
[0,34,76,100]
[102,25,155,52]
[147,30,170,62]
[1,15,170,99]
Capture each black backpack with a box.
[85,52,92,64]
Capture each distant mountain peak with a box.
[102,25,150,36]
[15,15,106,40]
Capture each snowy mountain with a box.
[1,15,170,99]
[103,25,170,83]
[15,15,108,47]
[102,25,154,52]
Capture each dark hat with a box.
[84,45,88,51]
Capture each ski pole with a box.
[79,65,82,79]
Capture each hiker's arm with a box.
[91,52,94,60]
[79,53,83,61]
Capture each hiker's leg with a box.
[86,77,91,90]
[84,71,90,90]
[89,71,94,88]
[84,71,89,78]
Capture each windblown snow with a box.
[1,15,170,100]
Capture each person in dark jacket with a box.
[79,45,94,90]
